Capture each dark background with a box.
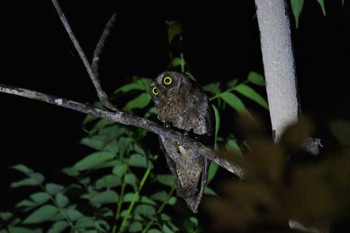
[1,0,350,213]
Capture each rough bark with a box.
[255,0,299,142]
[0,83,248,179]
[255,1,323,232]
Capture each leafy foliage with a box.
[0,20,268,233]
[290,0,327,28]
[204,117,350,233]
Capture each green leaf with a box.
[148,229,163,233]
[247,71,265,86]
[90,190,119,206]
[81,125,124,150]
[185,72,196,81]
[23,204,58,224]
[129,154,151,168]
[31,172,45,183]
[0,212,13,221]
[79,177,91,186]
[103,139,119,155]
[167,221,179,232]
[125,173,138,191]
[166,21,183,44]
[133,144,146,156]
[11,177,39,188]
[202,82,221,95]
[8,227,34,233]
[45,183,64,195]
[145,106,157,118]
[112,162,127,176]
[207,163,218,183]
[82,114,97,132]
[290,0,304,28]
[189,217,199,227]
[170,57,186,68]
[95,174,121,189]
[219,92,250,114]
[129,221,143,232]
[204,186,216,195]
[55,193,69,208]
[134,204,156,216]
[123,192,136,202]
[75,217,96,229]
[73,151,114,171]
[150,191,167,202]
[81,136,108,151]
[62,167,80,177]
[317,0,326,16]
[226,137,242,154]
[162,224,175,233]
[117,137,133,157]
[183,217,199,232]
[82,117,114,135]
[96,219,110,232]
[16,199,36,209]
[31,192,51,204]
[140,196,157,206]
[115,77,151,93]
[227,79,239,88]
[11,164,33,175]
[124,92,152,112]
[66,207,83,221]
[160,213,171,221]
[168,197,177,205]
[156,174,175,187]
[235,84,268,109]
[48,221,69,233]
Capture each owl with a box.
[150,71,215,213]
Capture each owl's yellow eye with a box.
[163,76,173,85]
[152,86,159,95]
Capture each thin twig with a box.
[90,13,118,111]
[51,0,117,111]
[0,84,247,179]
[92,13,117,74]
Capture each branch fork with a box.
[0,0,247,180]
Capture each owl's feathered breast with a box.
[156,88,212,136]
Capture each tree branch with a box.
[51,0,117,112]
[255,0,298,142]
[1,0,249,179]
[0,84,248,179]
[92,13,117,77]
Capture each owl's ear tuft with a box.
[163,76,173,85]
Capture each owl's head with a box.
[150,71,193,106]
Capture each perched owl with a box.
[150,71,215,213]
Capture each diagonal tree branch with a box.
[1,0,249,180]
[90,13,118,111]
[0,84,248,179]
[92,13,117,80]
[51,0,117,112]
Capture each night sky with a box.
[1,0,350,212]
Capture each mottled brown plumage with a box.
[150,71,215,213]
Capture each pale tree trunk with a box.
[255,1,323,232]
[255,0,299,142]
